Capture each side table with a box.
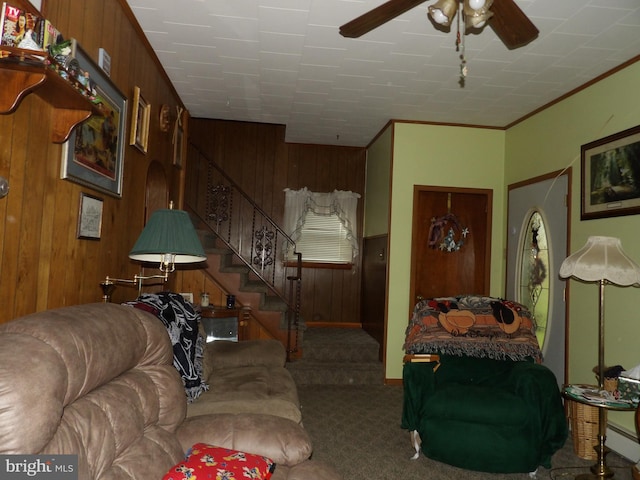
[199,305,250,342]
[563,384,636,480]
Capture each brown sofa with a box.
[0,303,339,480]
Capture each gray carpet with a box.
[298,384,635,480]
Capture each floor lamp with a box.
[559,236,640,480]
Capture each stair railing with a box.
[184,143,302,356]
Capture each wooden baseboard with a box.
[305,322,362,328]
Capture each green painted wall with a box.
[385,123,506,379]
[504,61,640,433]
[364,125,393,237]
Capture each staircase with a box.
[286,328,384,385]
[185,145,302,356]
[198,231,290,327]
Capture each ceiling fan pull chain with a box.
[459,6,468,87]
[455,5,461,52]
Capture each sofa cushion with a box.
[163,443,275,480]
[178,414,313,467]
[187,365,302,424]
[202,339,287,381]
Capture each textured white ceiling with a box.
[125,0,640,146]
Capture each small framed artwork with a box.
[77,192,103,240]
[129,86,151,153]
[61,44,127,198]
[581,124,640,220]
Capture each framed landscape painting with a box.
[61,44,127,198]
[581,125,640,220]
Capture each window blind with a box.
[288,212,352,263]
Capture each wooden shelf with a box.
[0,48,99,143]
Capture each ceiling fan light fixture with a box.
[463,0,493,29]
[467,0,486,10]
[428,0,458,27]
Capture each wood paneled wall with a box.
[0,0,185,322]
[189,119,367,325]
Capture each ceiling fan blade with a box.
[489,0,539,49]
[340,0,430,38]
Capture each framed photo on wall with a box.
[129,86,150,153]
[581,124,640,220]
[61,44,127,198]
[77,192,103,240]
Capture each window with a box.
[283,188,360,265]
[288,212,352,263]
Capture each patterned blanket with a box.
[403,295,542,362]
[126,292,208,402]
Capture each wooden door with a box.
[409,186,492,308]
[361,234,387,360]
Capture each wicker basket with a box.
[568,399,605,460]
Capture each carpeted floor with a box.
[297,383,636,480]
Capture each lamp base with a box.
[575,435,614,480]
[632,465,640,480]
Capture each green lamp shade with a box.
[129,209,206,264]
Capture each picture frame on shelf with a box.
[77,192,103,240]
[129,86,150,153]
[581,124,640,220]
[61,44,126,198]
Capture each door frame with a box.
[409,185,493,311]
[505,168,572,385]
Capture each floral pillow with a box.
[163,443,275,480]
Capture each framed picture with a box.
[61,44,127,198]
[129,86,150,153]
[77,192,103,240]
[581,125,640,220]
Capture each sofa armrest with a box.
[177,413,312,467]
[203,339,286,376]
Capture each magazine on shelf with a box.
[0,3,43,50]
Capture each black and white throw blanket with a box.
[125,292,208,402]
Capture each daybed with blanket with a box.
[401,295,568,473]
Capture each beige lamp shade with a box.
[559,236,640,286]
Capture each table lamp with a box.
[101,203,206,302]
[559,236,640,479]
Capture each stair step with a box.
[287,327,383,385]
[286,361,384,385]
[301,328,380,362]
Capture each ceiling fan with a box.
[339,0,538,50]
